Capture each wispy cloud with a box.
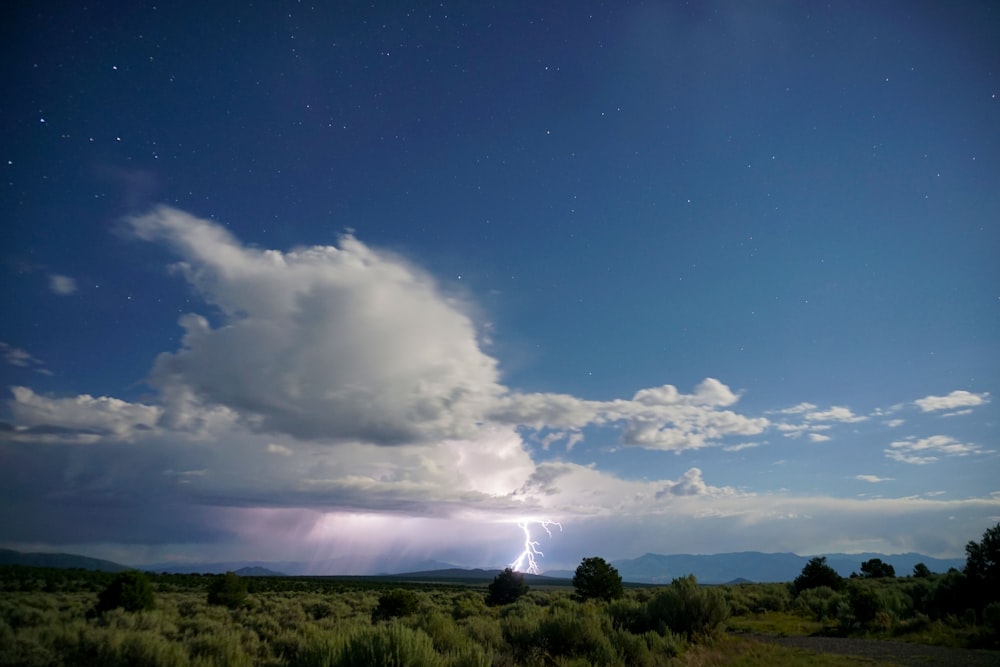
[885,435,984,465]
[855,474,893,483]
[49,274,78,295]
[915,390,989,413]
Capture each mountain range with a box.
[0,548,965,584]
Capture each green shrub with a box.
[334,622,443,667]
[646,575,729,638]
[206,572,247,609]
[96,571,156,614]
[372,589,421,622]
[536,604,616,665]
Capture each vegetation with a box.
[1,523,999,665]
[95,570,156,614]
[372,588,420,622]
[793,556,843,594]
[573,556,625,601]
[484,568,527,606]
[206,571,248,609]
[859,558,895,579]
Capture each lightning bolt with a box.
[509,520,562,574]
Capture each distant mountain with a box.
[233,566,285,577]
[391,568,569,584]
[0,548,127,572]
[596,551,965,584]
[143,555,460,576]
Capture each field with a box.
[0,566,997,666]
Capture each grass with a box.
[672,635,901,667]
[725,611,827,637]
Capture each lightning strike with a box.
[509,519,562,574]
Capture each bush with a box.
[95,571,156,614]
[207,572,247,609]
[794,556,843,594]
[646,575,729,638]
[485,568,528,607]
[372,589,420,622]
[573,557,624,601]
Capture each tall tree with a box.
[793,556,843,594]
[572,556,624,601]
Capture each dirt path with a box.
[753,634,1000,667]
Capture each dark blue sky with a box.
[1,2,997,568]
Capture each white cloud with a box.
[885,419,905,428]
[656,467,735,498]
[6,386,161,442]
[723,441,760,452]
[778,402,817,415]
[886,435,984,465]
[915,390,989,413]
[856,474,893,483]
[808,433,831,443]
[49,274,77,295]
[130,206,504,445]
[804,406,866,423]
[266,443,294,456]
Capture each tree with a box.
[860,558,895,579]
[486,567,528,606]
[912,562,932,579]
[965,522,1000,607]
[96,570,156,614]
[793,556,843,594]
[207,571,247,609]
[573,556,623,601]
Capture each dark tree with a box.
[912,562,932,578]
[793,556,843,594]
[485,567,528,606]
[860,558,895,578]
[966,524,1000,583]
[96,570,156,614]
[372,589,420,622]
[965,523,1000,607]
[207,571,247,609]
[573,556,624,601]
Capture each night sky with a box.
[2,1,998,571]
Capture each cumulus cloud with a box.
[915,390,990,413]
[808,433,831,443]
[129,206,504,444]
[885,435,985,465]
[656,467,735,497]
[49,274,78,295]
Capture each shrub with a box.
[334,622,443,667]
[646,575,729,638]
[793,556,843,594]
[536,603,616,665]
[372,589,420,622]
[485,568,528,606]
[572,557,624,601]
[207,572,247,609]
[95,571,156,614]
